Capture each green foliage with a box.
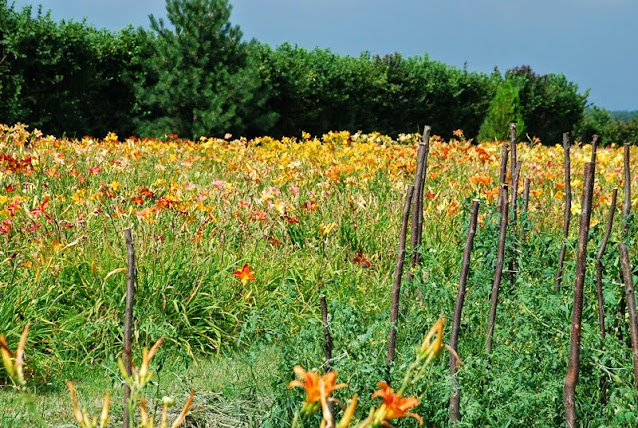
[259,46,497,139]
[135,0,276,139]
[478,66,589,144]
[604,118,638,145]
[577,104,613,143]
[507,66,588,144]
[477,78,526,141]
[0,2,140,137]
[2,2,595,142]
[576,105,638,145]
[609,110,638,122]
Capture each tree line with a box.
[1,0,635,144]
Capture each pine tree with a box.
[478,79,526,142]
[136,0,272,139]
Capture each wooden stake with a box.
[623,143,632,239]
[596,189,617,339]
[509,123,517,182]
[509,160,523,285]
[497,141,509,212]
[123,228,136,428]
[620,242,638,387]
[563,162,595,428]
[320,294,335,427]
[520,177,531,243]
[619,143,632,340]
[555,133,572,292]
[449,199,480,424]
[387,185,415,370]
[485,186,509,352]
[406,126,431,284]
[320,295,333,370]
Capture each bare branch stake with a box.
[449,199,480,424]
[485,186,509,352]
[564,162,595,428]
[620,243,638,388]
[387,185,415,372]
[123,228,136,428]
[555,133,572,292]
[596,189,617,339]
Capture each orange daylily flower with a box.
[372,382,423,425]
[288,365,346,407]
[469,175,492,186]
[232,263,256,285]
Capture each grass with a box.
[2,344,281,427]
[1,123,637,426]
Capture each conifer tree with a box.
[478,79,527,142]
[136,0,272,139]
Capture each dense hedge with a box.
[0,3,142,137]
[0,0,614,144]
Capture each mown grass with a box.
[2,345,281,427]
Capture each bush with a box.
[606,119,638,145]
[506,66,587,144]
[0,2,140,137]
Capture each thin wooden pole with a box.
[596,189,618,339]
[123,228,136,428]
[563,162,595,428]
[520,177,531,243]
[510,122,518,209]
[485,186,509,352]
[320,295,333,370]
[387,185,415,370]
[497,141,509,212]
[414,126,431,257]
[623,143,632,239]
[319,295,335,427]
[449,199,480,424]
[619,143,632,340]
[406,126,431,285]
[509,160,523,285]
[555,133,572,292]
[620,242,638,387]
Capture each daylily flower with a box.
[419,317,445,363]
[353,250,371,267]
[370,382,422,425]
[319,222,338,236]
[289,365,346,417]
[232,263,256,286]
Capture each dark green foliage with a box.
[477,78,526,141]
[1,1,597,142]
[605,118,638,144]
[577,104,613,143]
[576,105,638,145]
[478,66,588,144]
[0,2,140,137]
[506,66,588,144]
[134,0,276,139]
[258,46,496,139]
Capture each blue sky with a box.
[11,0,638,110]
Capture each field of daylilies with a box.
[1,122,637,427]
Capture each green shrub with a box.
[477,79,526,141]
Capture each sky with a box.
[11,0,638,111]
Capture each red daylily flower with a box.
[232,263,256,286]
[353,250,371,267]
